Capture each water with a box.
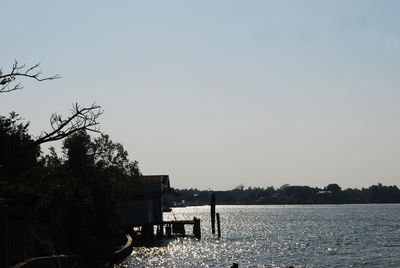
[117,204,400,267]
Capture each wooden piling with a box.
[216,213,221,238]
[160,222,164,237]
[156,223,164,238]
[193,217,201,239]
[172,222,185,236]
[142,224,155,240]
[210,193,216,234]
[166,224,172,237]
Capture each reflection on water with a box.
[116,204,400,267]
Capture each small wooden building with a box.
[125,175,170,238]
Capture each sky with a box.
[1,0,400,190]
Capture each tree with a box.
[0,112,42,222]
[0,61,103,145]
[92,133,140,177]
[325,183,342,193]
[0,60,60,93]
[35,103,103,145]
[0,112,40,183]
[37,131,141,255]
[0,61,105,259]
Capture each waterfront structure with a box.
[125,175,170,238]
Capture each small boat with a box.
[172,200,186,207]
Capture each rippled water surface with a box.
[117,204,400,267]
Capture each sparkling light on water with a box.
[116,204,400,267]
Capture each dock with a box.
[163,217,201,239]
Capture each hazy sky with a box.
[1,1,399,190]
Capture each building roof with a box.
[134,175,170,193]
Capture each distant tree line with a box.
[174,183,400,205]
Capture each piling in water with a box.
[172,222,185,236]
[193,217,201,239]
[210,193,216,234]
[216,213,221,238]
[166,224,172,237]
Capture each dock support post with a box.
[142,224,154,241]
[159,222,164,237]
[166,224,172,237]
[216,213,221,238]
[193,217,201,239]
[156,223,164,238]
[210,193,216,235]
[172,222,185,236]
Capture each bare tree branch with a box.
[34,103,103,145]
[1,61,103,144]
[0,60,61,93]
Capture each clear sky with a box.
[1,0,399,190]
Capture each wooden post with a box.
[156,221,164,238]
[216,213,221,238]
[193,217,201,239]
[166,224,172,237]
[159,194,164,237]
[210,193,216,234]
[172,222,185,236]
[142,224,155,241]
[156,224,164,238]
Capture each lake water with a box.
[116,204,400,267]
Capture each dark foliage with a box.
[0,113,42,220]
[1,117,141,259]
[1,62,140,263]
[36,131,140,255]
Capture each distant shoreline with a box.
[167,183,400,206]
[170,202,400,207]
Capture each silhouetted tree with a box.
[0,61,103,145]
[0,113,42,222]
[0,60,60,93]
[367,183,400,203]
[0,112,40,183]
[0,61,109,259]
[38,131,141,255]
[325,183,341,193]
